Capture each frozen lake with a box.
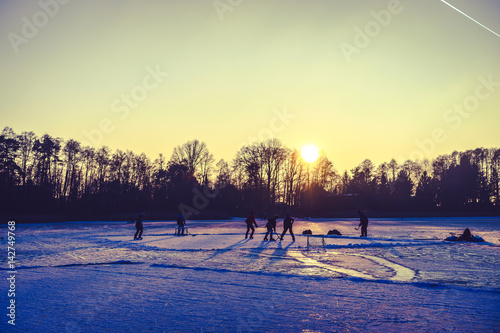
[1,217,499,332]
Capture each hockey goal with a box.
[306,235,326,248]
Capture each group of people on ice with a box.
[133,210,370,240]
[133,211,484,244]
[244,212,296,241]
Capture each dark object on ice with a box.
[245,212,258,239]
[458,228,473,242]
[472,235,485,242]
[445,228,485,242]
[264,214,278,241]
[175,227,191,236]
[134,212,145,240]
[176,213,186,236]
[279,214,295,241]
[302,229,312,235]
[358,210,368,237]
[327,229,342,236]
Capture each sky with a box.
[1,0,499,172]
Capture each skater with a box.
[279,214,295,241]
[245,212,258,239]
[358,210,368,237]
[134,212,145,240]
[176,213,186,236]
[264,214,278,241]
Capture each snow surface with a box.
[1,217,499,332]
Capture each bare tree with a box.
[62,139,81,199]
[199,150,215,186]
[388,158,398,182]
[283,149,305,206]
[261,139,288,207]
[33,134,61,197]
[95,146,110,192]
[81,146,96,196]
[110,150,126,184]
[491,148,500,204]
[0,127,21,188]
[233,143,264,191]
[311,154,339,193]
[17,131,36,185]
[215,159,231,189]
[170,139,206,174]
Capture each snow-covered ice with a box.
[1,217,499,332]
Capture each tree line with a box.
[1,126,499,221]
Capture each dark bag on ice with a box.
[445,228,485,242]
[458,228,474,242]
[327,229,342,236]
[472,235,485,242]
[302,229,312,235]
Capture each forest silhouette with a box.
[1,126,499,222]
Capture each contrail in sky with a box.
[440,0,500,38]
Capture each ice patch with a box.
[289,251,416,282]
[352,253,415,281]
[289,251,374,279]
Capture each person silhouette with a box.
[176,213,186,236]
[358,210,368,237]
[134,212,145,240]
[264,214,278,241]
[279,214,295,242]
[245,212,258,239]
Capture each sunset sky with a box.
[1,0,499,172]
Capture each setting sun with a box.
[301,145,319,163]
